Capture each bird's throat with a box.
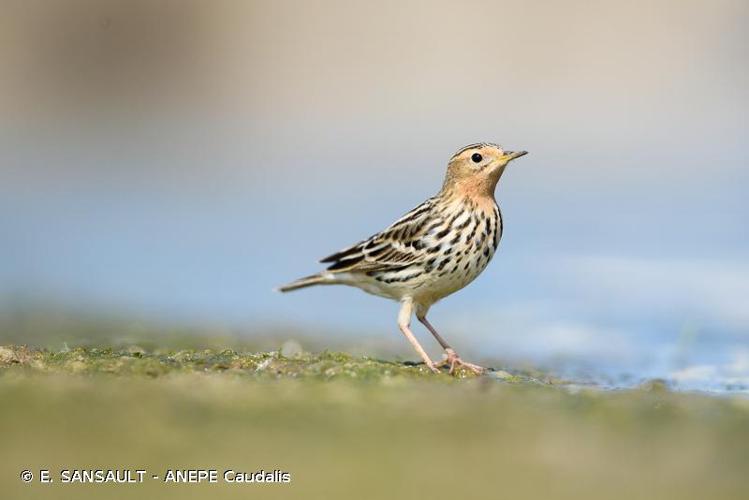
[450,169,502,200]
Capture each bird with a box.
[278,143,527,374]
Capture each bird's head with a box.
[442,143,527,197]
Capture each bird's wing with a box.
[320,197,442,273]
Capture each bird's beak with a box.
[502,150,528,162]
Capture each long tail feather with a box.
[277,273,327,293]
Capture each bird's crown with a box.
[449,142,504,161]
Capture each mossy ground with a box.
[0,345,549,382]
[2,344,749,500]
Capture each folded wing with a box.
[320,197,440,273]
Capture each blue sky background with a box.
[1,0,748,390]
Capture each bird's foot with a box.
[435,348,485,375]
[424,359,440,374]
[405,359,440,373]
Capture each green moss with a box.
[1,345,498,381]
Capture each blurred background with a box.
[1,0,747,391]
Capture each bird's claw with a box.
[434,349,485,375]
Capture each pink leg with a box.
[399,300,439,373]
[417,314,485,375]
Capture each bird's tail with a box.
[277,273,328,293]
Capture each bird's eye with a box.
[471,153,483,163]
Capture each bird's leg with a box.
[398,300,439,373]
[417,314,485,375]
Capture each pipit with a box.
[279,143,527,374]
